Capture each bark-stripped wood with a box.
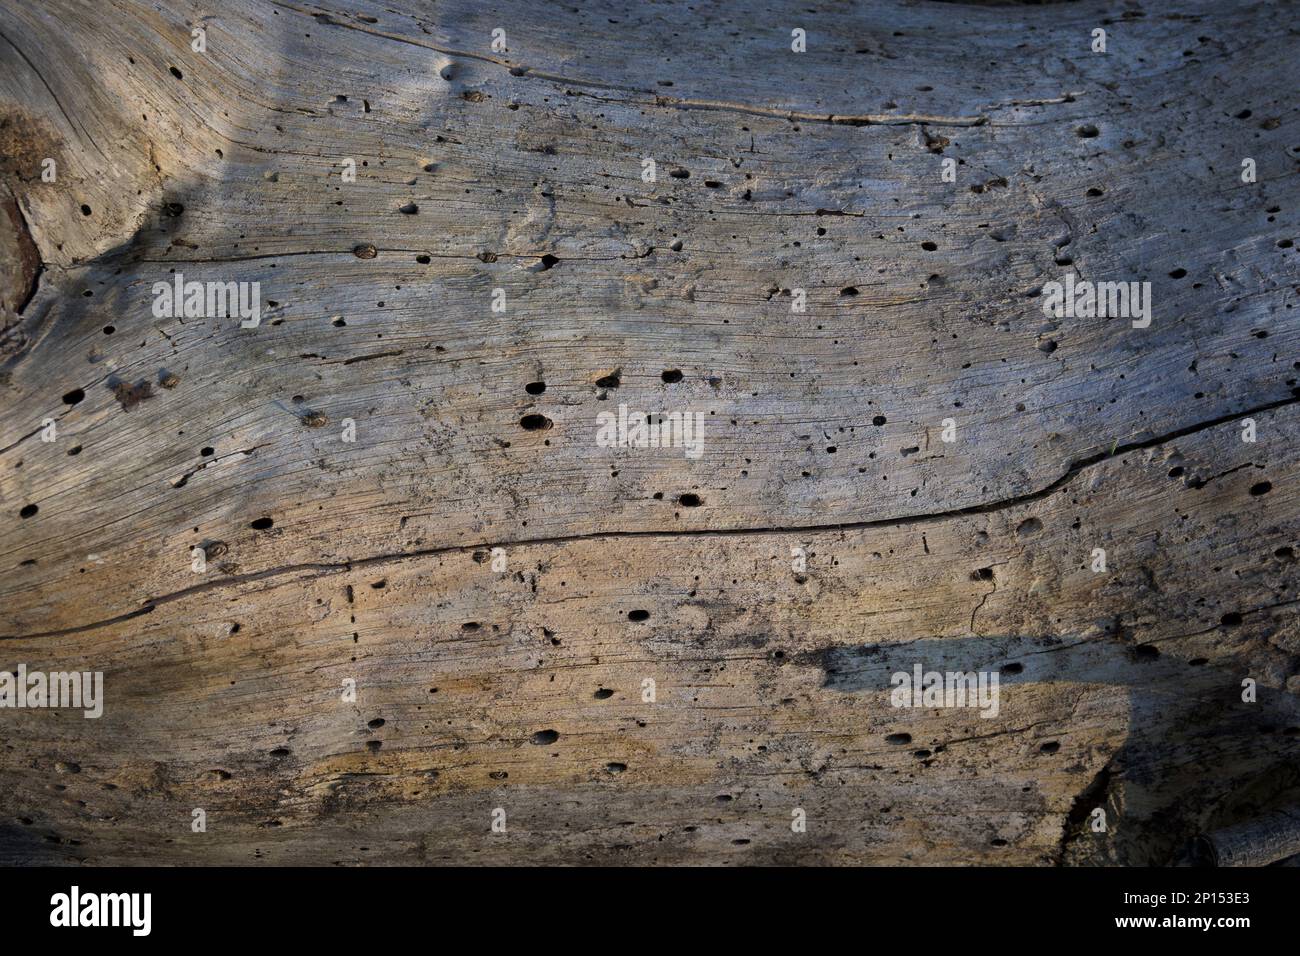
[0,0,1297,865]
[1196,805,1300,867]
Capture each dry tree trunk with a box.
[1196,804,1300,867]
[0,0,1297,865]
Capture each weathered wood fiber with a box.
[1196,804,1300,867]
[0,0,1297,865]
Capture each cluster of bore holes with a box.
[38,115,1277,763]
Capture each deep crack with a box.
[6,393,1297,642]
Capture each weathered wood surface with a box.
[0,0,1297,864]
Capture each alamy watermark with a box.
[1041,273,1151,328]
[0,664,103,718]
[50,886,150,936]
[596,404,705,458]
[152,272,262,328]
[890,663,1000,718]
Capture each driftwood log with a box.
[1196,804,1300,867]
[0,0,1298,865]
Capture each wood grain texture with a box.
[0,0,1297,865]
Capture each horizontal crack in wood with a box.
[7,393,1294,642]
